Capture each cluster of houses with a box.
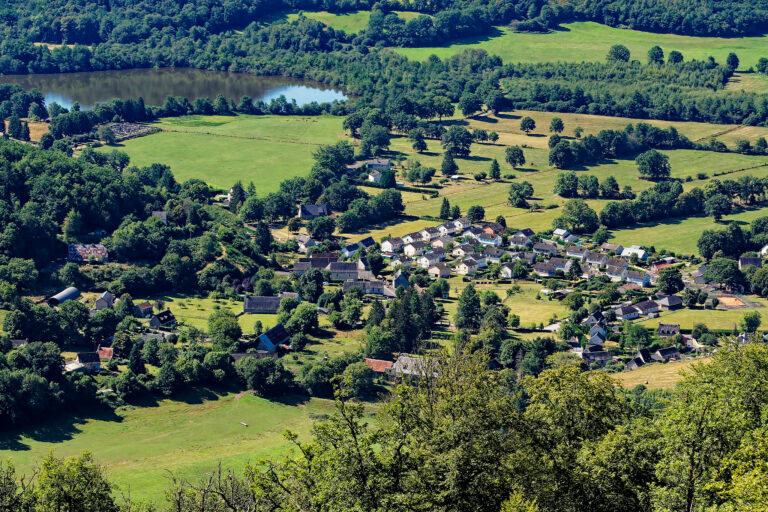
[376,220,657,286]
[567,311,701,370]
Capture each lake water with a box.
[0,68,347,109]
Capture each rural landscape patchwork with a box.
[5,0,768,510]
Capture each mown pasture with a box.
[0,393,341,503]
[394,21,768,68]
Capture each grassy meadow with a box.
[103,115,346,192]
[394,21,768,68]
[0,392,342,503]
[283,10,423,33]
[614,357,710,390]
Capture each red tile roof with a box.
[364,358,394,373]
[97,347,114,360]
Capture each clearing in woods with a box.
[394,21,768,68]
[101,115,346,192]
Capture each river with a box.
[0,68,347,109]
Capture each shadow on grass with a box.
[0,405,123,451]
[496,112,521,120]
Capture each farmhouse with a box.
[327,261,368,281]
[477,233,502,247]
[615,305,639,320]
[76,352,101,373]
[403,232,423,244]
[94,291,114,310]
[244,295,282,314]
[364,358,394,374]
[634,300,660,316]
[135,302,153,318]
[657,295,683,310]
[296,234,316,253]
[453,217,472,231]
[257,324,291,353]
[581,351,611,366]
[652,347,681,362]
[605,265,627,281]
[149,310,177,328]
[68,243,108,263]
[368,170,383,183]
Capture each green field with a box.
[283,10,423,34]
[635,295,768,330]
[0,393,340,503]
[105,115,346,192]
[395,21,768,68]
[137,294,278,332]
[614,357,710,390]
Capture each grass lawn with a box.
[0,392,342,503]
[137,294,278,333]
[439,278,568,327]
[0,309,7,332]
[103,115,346,192]
[395,21,768,68]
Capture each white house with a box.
[456,258,479,275]
[402,233,422,245]
[419,227,440,242]
[566,246,589,261]
[477,233,502,247]
[453,218,471,231]
[381,237,404,253]
[621,245,648,261]
[404,241,427,258]
[615,305,639,320]
[626,270,650,287]
[553,228,570,240]
[417,252,442,269]
[438,223,457,236]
